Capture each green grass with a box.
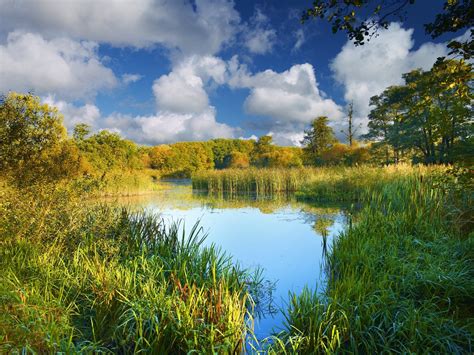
[0,184,259,353]
[2,165,472,353]
[261,167,474,353]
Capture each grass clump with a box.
[263,167,473,353]
[0,183,257,353]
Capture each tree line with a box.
[1,58,472,187]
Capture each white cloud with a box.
[152,55,227,114]
[331,23,448,130]
[103,109,236,145]
[0,0,240,55]
[43,96,101,133]
[122,73,143,85]
[242,9,276,55]
[229,59,344,132]
[293,29,305,51]
[0,31,117,99]
[44,54,238,145]
[270,130,305,146]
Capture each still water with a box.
[109,180,348,339]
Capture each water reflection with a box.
[104,180,350,339]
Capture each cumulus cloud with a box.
[0,0,240,55]
[228,57,344,136]
[44,54,238,145]
[122,73,143,85]
[103,109,236,145]
[0,31,117,99]
[152,55,227,114]
[242,9,276,55]
[42,96,101,134]
[331,23,448,130]
[226,57,345,145]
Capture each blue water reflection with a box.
[110,181,348,339]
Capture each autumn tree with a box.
[0,92,80,184]
[226,151,250,168]
[252,135,275,167]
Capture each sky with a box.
[0,0,469,146]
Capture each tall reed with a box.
[192,168,319,195]
[0,184,259,353]
[262,167,473,353]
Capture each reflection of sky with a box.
[112,182,347,339]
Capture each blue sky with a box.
[0,0,467,145]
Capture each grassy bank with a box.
[0,184,259,353]
[263,167,473,353]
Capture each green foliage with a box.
[210,138,255,169]
[302,116,337,165]
[0,92,81,185]
[148,141,214,177]
[75,128,147,172]
[265,166,473,353]
[0,184,257,353]
[72,123,91,141]
[366,60,473,164]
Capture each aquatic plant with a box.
[0,185,258,353]
[261,167,473,353]
[192,167,319,195]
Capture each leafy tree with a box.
[210,138,254,168]
[149,145,173,170]
[302,0,473,59]
[0,92,79,184]
[73,129,148,173]
[252,135,275,167]
[73,123,91,141]
[366,59,473,164]
[263,147,304,168]
[226,151,250,168]
[301,116,337,165]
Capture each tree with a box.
[252,135,275,167]
[366,59,473,164]
[342,102,359,146]
[302,0,473,59]
[226,151,250,168]
[301,116,337,165]
[73,123,91,141]
[0,92,74,184]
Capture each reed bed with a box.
[0,184,259,353]
[192,168,319,195]
[262,166,473,353]
[192,165,443,201]
[95,169,162,197]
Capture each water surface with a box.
[108,180,348,339]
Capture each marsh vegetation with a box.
[1,36,472,353]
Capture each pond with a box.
[107,180,349,340]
